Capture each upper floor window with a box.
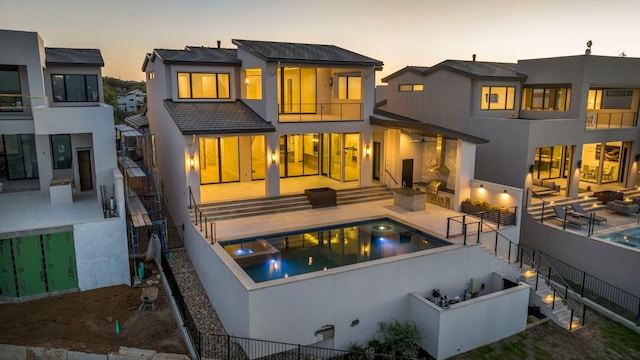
[148,71,155,80]
[52,74,99,102]
[244,68,262,100]
[521,86,571,111]
[177,72,230,99]
[589,88,633,109]
[399,84,423,92]
[481,86,515,110]
[0,65,23,112]
[337,74,361,100]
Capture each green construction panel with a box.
[13,235,46,297]
[43,231,78,292]
[0,239,18,297]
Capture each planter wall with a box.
[460,202,517,227]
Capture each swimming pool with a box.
[222,217,451,283]
[598,227,640,248]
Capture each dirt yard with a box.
[0,281,187,355]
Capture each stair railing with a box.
[188,186,216,244]
[384,169,399,186]
[520,248,586,330]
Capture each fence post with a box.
[446,217,450,239]
[476,223,480,244]
[494,233,498,253]
[508,242,512,264]
[297,344,301,360]
[462,223,467,246]
[227,334,231,360]
[581,272,586,297]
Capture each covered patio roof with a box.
[370,109,489,144]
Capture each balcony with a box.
[0,94,31,117]
[278,103,363,122]
[585,111,637,129]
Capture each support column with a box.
[265,132,280,197]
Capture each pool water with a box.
[598,227,640,248]
[222,217,451,283]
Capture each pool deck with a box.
[212,198,465,244]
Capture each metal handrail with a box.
[585,111,637,129]
[384,169,399,186]
[278,102,363,121]
[524,250,586,330]
[188,186,216,244]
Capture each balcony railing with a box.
[278,102,363,122]
[585,111,637,129]
[0,94,27,112]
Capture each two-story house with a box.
[382,54,640,301]
[0,29,129,301]
[117,89,146,112]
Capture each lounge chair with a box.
[553,205,588,228]
[570,203,607,225]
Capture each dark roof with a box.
[45,48,104,66]
[163,100,275,135]
[382,61,525,82]
[381,66,430,82]
[124,114,149,129]
[370,109,488,145]
[143,47,240,71]
[436,60,523,79]
[232,39,383,68]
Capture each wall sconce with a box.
[502,189,509,199]
[480,184,484,188]
[528,164,534,174]
[189,156,195,169]
[365,146,371,157]
[635,154,640,162]
[503,190,508,194]
[271,151,277,164]
[577,160,582,168]
[329,77,333,87]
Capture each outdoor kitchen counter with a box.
[391,188,427,211]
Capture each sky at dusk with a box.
[2,0,640,83]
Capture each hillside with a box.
[103,76,146,124]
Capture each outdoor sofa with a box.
[605,200,640,215]
[532,179,560,196]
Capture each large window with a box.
[2,134,38,179]
[51,74,99,102]
[399,84,423,92]
[51,135,72,170]
[589,88,634,110]
[481,86,515,110]
[0,66,23,112]
[244,68,262,100]
[521,86,571,111]
[278,67,316,113]
[337,74,361,100]
[178,72,230,99]
[199,137,239,184]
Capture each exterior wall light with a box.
[365,146,371,157]
[635,154,640,162]
[503,190,508,194]
[189,156,195,169]
[480,184,484,188]
[271,151,277,164]
[577,160,582,168]
[528,164,534,174]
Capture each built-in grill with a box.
[426,180,443,204]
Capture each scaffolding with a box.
[115,125,168,274]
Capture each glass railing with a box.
[278,102,363,122]
[585,111,637,129]
[0,94,27,112]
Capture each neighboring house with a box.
[142,39,530,358]
[382,54,640,298]
[0,29,129,301]
[117,89,146,112]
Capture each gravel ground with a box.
[168,249,227,336]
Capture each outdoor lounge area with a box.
[606,200,640,216]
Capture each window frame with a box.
[0,65,23,112]
[51,134,72,170]
[51,74,99,103]
[177,72,231,100]
[337,73,362,100]
[480,86,516,110]
[521,85,571,111]
[399,84,424,92]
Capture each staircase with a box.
[190,185,393,222]
[520,268,583,331]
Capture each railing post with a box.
[297,344,301,360]
[552,288,556,310]
[581,272,586,297]
[227,334,231,360]
[446,218,451,239]
[205,218,208,238]
[541,202,545,223]
[476,223,480,244]
[508,242,512,263]
[494,233,498,253]
[570,309,574,330]
[462,223,467,246]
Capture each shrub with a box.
[368,320,422,358]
